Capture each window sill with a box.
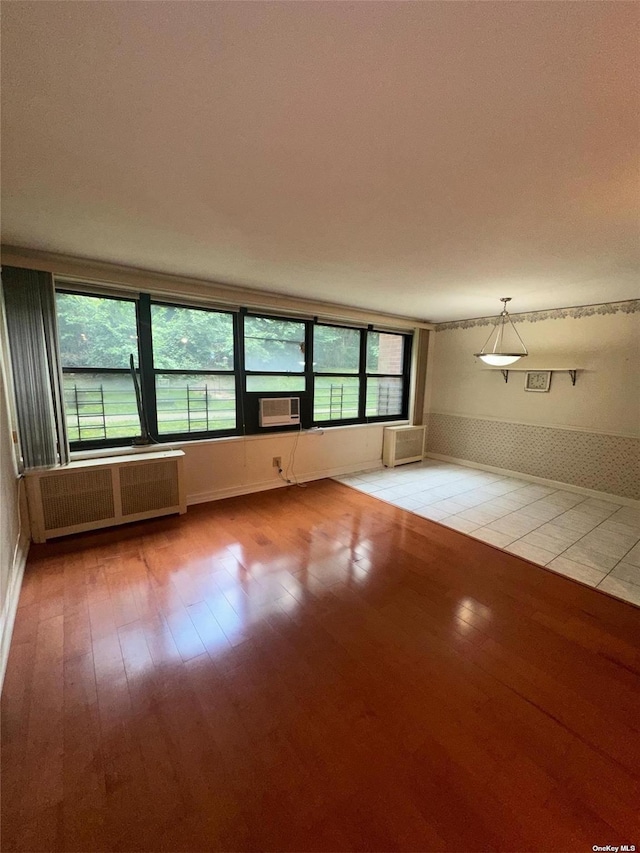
[69,419,410,462]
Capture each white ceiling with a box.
[1,2,638,323]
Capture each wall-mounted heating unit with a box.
[259,397,300,428]
[25,450,186,543]
[382,425,426,467]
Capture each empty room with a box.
[1,2,639,852]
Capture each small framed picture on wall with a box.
[525,371,551,392]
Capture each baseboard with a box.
[0,532,29,694]
[187,459,384,506]
[425,453,640,508]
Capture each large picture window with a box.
[55,286,412,447]
[56,291,141,445]
[150,303,236,437]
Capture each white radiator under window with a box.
[25,450,186,542]
[382,425,426,467]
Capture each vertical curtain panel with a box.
[2,266,69,469]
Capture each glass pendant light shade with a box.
[473,298,528,365]
[477,353,523,366]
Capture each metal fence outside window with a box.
[65,381,403,440]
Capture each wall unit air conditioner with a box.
[25,450,186,543]
[383,425,426,467]
[259,397,300,427]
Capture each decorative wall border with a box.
[435,299,639,332]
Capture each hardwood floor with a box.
[2,480,639,852]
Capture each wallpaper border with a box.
[435,299,640,332]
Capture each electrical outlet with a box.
[272,456,281,469]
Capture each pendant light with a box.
[474,298,528,366]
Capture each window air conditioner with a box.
[259,397,301,428]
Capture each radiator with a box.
[382,425,426,467]
[25,450,186,542]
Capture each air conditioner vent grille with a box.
[383,425,426,467]
[259,396,301,427]
[120,459,180,516]
[40,468,115,530]
[263,398,291,418]
[396,429,425,460]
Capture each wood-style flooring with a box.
[2,480,639,852]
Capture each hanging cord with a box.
[130,353,152,445]
[129,353,181,450]
[278,423,307,488]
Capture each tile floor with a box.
[335,459,640,607]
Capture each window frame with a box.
[363,329,412,424]
[144,296,241,443]
[57,288,144,450]
[242,310,308,381]
[240,310,312,434]
[55,284,413,449]
[310,322,412,427]
[311,320,365,426]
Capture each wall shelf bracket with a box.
[485,367,579,386]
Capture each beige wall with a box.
[429,307,639,436]
[172,424,387,504]
[72,423,389,504]
[426,303,640,498]
[0,339,29,688]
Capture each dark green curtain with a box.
[2,265,69,469]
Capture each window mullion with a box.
[137,293,158,440]
[358,328,367,421]
[237,310,247,434]
[401,332,412,419]
[304,319,313,429]
[61,366,131,375]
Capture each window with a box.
[56,291,141,446]
[365,332,407,418]
[55,286,412,447]
[244,314,306,380]
[313,325,360,374]
[314,375,360,421]
[312,325,411,425]
[241,314,309,432]
[246,375,306,392]
[313,324,361,423]
[150,303,236,437]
